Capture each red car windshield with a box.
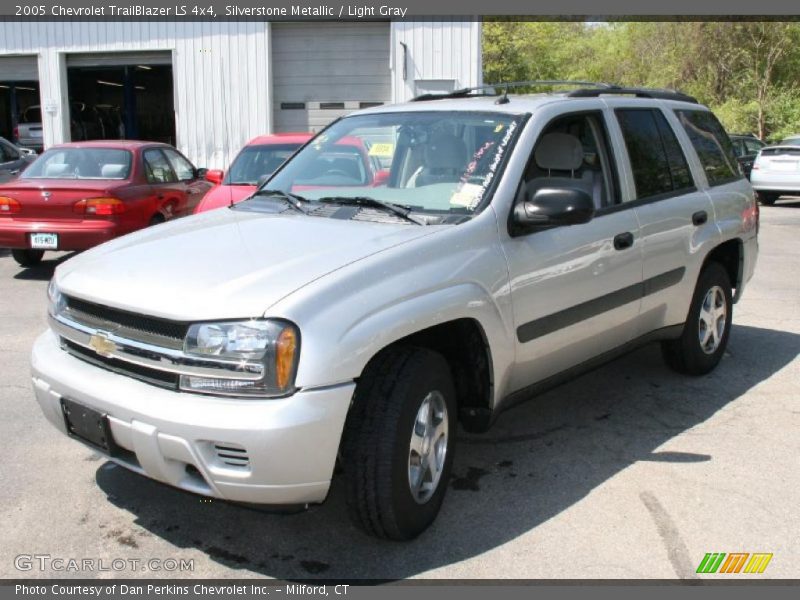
[225,144,301,185]
[24,148,133,180]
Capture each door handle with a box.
[692,210,708,226]
[613,232,634,250]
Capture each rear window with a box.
[675,110,741,186]
[24,148,132,180]
[225,144,301,185]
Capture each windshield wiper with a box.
[246,188,312,214]
[316,196,424,225]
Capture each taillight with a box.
[12,126,18,142]
[73,197,126,216]
[0,196,21,215]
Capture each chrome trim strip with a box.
[50,313,265,381]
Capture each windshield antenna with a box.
[217,58,235,207]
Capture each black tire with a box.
[662,262,733,375]
[149,213,166,226]
[342,346,456,540]
[757,192,778,206]
[11,249,44,267]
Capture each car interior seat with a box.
[410,133,468,187]
[524,132,602,208]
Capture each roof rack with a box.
[410,80,614,103]
[567,86,699,104]
[409,82,699,105]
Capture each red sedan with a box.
[194,133,387,214]
[0,141,211,267]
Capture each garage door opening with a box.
[0,81,41,143]
[66,53,174,145]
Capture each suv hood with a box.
[56,208,440,321]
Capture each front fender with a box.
[270,216,517,406]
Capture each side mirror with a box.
[513,187,594,232]
[204,169,223,185]
[256,174,270,188]
[371,169,391,186]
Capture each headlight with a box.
[181,319,299,397]
[47,279,66,317]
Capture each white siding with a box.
[390,21,482,102]
[0,22,272,169]
[1,21,482,168]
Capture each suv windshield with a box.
[263,111,523,219]
[225,144,301,185]
[23,148,132,180]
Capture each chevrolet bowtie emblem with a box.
[88,333,116,357]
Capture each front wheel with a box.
[342,346,456,540]
[662,262,732,375]
[11,249,44,267]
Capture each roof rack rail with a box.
[410,80,614,103]
[567,86,699,104]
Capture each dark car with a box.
[729,134,766,179]
[0,137,36,184]
[0,140,212,268]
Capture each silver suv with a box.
[32,83,758,540]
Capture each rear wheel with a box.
[149,213,166,226]
[342,346,456,540]
[11,249,44,267]
[662,262,732,375]
[757,192,778,206]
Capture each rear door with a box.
[608,104,719,337]
[161,147,212,215]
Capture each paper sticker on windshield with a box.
[450,183,484,210]
[494,124,504,133]
[369,143,394,157]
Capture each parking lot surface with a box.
[1,202,798,580]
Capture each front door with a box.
[504,110,644,392]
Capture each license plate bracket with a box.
[61,398,118,455]
[30,232,58,249]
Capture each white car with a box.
[750,137,800,205]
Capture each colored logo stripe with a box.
[697,552,773,574]
[744,554,773,574]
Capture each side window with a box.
[745,139,764,154]
[520,111,619,210]
[143,149,177,184]
[675,110,741,186]
[162,148,195,181]
[615,108,694,200]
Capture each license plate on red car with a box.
[30,232,58,249]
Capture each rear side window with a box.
[675,110,741,186]
[615,109,694,200]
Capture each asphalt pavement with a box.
[0,201,797,580]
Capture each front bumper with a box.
[31,329,354,505]
[0,218,121,250]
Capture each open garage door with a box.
[65,51,174,144]
[0,55,40,143]
[272,23,391,133]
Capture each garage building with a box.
[0,21,481,169]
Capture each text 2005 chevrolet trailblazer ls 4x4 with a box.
[32,85,758,540]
